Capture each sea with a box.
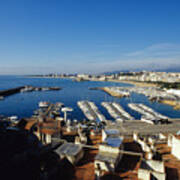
[0,75,180,120]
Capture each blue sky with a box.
[0,0,180,74]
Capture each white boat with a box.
[39,101,49,108]
[61,107,73,112]
[9,116,19,124]
[56,102,64,108]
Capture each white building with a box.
[55,143,84,165]
[167,89,180,98]
[138,159,166,180]
[168,134,180,160]
[94,134,123,177]
[102,129,120,142]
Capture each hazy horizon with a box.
[0,1,180,75]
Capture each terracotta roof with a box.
[74,149,98,180]
[25,120,37,130]
[40,128,59,135]
[73,139,142,180]
[155,142,180,179]
[174,135,180,140]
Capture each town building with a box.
[55,143,84,165]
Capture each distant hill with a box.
[102,66,180,75]
[154,66,180,73]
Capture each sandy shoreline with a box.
[106,79,158,87]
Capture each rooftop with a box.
[55,143,82,156]
[95,152,119,164]
[104,129,120,135]
[155,142,180,179]
[105,137,123,147]
[139,159,165,173]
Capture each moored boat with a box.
[39,101,49,108]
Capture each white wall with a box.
[99,144,120,154]
[151,171,166,180]
[172,136,180,160]
[146,160,165,173]
[138,169,150,180]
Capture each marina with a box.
[0,76,180,120]
[1,77,180,180]
[112,86,180,110]
[1,99,180,180]
[2,1,180,178]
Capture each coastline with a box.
[106,79,158,87]
[1,75,180,119]
[27,76,158,87]
[26,76,180,110]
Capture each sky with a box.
[0,0,180,74]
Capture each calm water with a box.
[0,76,180,120]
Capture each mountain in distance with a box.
[102,65,180,75]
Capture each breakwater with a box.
[89,87,130,98]
[0,86,61,98]
[0,86,25,97]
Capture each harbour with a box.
[1,76,180,180]
[2,99,180,180]
[1,1,180,179]
[0,76,180,120]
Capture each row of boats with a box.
[128,103,169,124]
[31,100,170,125]
[101,102,134,122]
[1,100,169,126]
[77,101,169,124]
[114,86,179,102]
[77,101,106,122]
